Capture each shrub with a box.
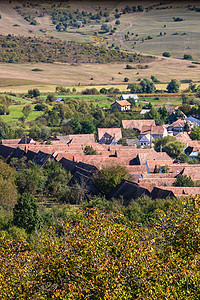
[34,104,47,111]
[84,146,97,155]
[162,52,171,57]
[125,64,134,69]
[173,17,183,22]
[183,54,193,60]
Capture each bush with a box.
[173,174,194,187]
[31,68,43,72]
[162,52,171,57]
[183,54,193,60]
[173,17,183,22]
[34,104,47,111]
[84,146,97,155]
[125,64,134,69]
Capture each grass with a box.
[0,104,44,122]
[139,96,182,106]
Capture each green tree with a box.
[22,105,32,118]
[55,85,68,94]
[16,164,45,195]
[173,174,194,187]
[84,146,97,155]
[140,78,156,93]
[167,79,181,93]
[13,193,41,233]
[190,126,200,140]
[145,107,161,124]
[154,136,185,159]
[43,160,72,201]
[28,88,40,98]
[93,165,132,198]
[80,120,96,134]
[0,160,18,207]
[46,93,56,102]
[127,83,141,93]
[158,106,168,121]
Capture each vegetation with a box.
[93,165,132,198]
[173,174,195,187]
[167,79,181,93]
[127,78,156,93]
[84,145,97,155]
[0,35,153,64]
[154,136,185,159]
[162,51,171,57]
[0,196,200,298]
[183,54,193,60]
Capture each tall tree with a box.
[167,79,181,93]
[13,193,41,233]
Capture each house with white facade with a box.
[111,100,131,111]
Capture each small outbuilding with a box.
[119,94,138,102]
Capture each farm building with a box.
[56,98,65,103]
[120,94,138,102]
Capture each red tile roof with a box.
[121,120,155,131]
[175,132,192,144]
[115,100,131,106]
[140,125,165,135]
[97,128,122,142]
[1,139,21,145]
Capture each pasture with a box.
[0,60,197,94]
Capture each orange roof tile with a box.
[121,120,155,131]
[140,125,165,135]
[97,128,122,142]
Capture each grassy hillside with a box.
[0,1,199,59]
[0,1,199,88]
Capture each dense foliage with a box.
[0,35,153,64]
[0,196,200,299]
[154,136,185,159]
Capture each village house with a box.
[122,119,156,133]
[56,98,65,103]
[184,146,200,161]
[140,125,168,139]
[185,116,200,126]
[111,100,131,111]
[119,94,138,102]
[1,132,200,200]
[167,119,194,135]
[97,128,122,144]
[139,134,153,147]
